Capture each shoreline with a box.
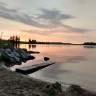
[0,48,96,96]
[0,64,64,96]
[0,63,96,96]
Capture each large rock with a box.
[1,53,10,61]
[13,48,26,59]
[4,51,14,58]
[20,53,28,59]
[13,51,20,58]
[14,48,24,54]
[65,85,83,96]
[22,48,27,52]
[0,48,4,53]
[5,48,12,54]
[27,55,35,60]
[0,48,36,65]
[65,85,96,96]
[13,56,20,63]
[9,58,15,63]
[41,82,63,96]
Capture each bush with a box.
[0,40,13,48]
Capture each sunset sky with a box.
[0,0,96,43]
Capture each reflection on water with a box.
[11,44,96,90]
[84,45,96,49]
[29,44,36,49]
[12,43,37,49]
[12,43,20,48]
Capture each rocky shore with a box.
[0,65,96,96]
[0,48,96,96]
[0,48,38,64]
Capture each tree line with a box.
[9,36,20,43]
[83,42,96,45]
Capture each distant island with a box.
[83,42,96,45]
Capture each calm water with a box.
[10,44,96,90]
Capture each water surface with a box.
[10,44,96,90]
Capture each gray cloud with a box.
[0,2,49,28]
[0,1,7,6]
[37,8,74,28]
[0,2,90,33]
[36,8,90,33]
[63,25,89,33]
[21,29,54,35]
[37,8,73,20]
[21,26,89,36]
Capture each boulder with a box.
[9,58,15,63]
[21,50,26,54]
[65,85,83,96]
[20,53,28,59]
[0,48,36,65]
[22,48,27,52]
[44,57,50,61]
[27,55,35,60]
[4,51,14,58]
[1,53,10,61]
[53,82,62,92]
[0,48,4,53]
[5,48,12,54]
[13,56,20,63]
[14,48,23,54]
[41,82,63,96]
[65,84,95,96]
[13,51,20,58]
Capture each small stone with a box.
[44,57,50,61]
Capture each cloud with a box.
[37,8,74,28]
[21,29,54,35]
[21,26,89,36]
[0,1,7,6]
[0,2,90,34]
[36,8,90,33]
[63,25,89,33]
[37,8,73,20]
[0,2,49,28]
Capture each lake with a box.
[10,44,96,90]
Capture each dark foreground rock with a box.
[41,82,63,96]
[65,85,96,96]
[0,67,64,96]
[0,64,96,96]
